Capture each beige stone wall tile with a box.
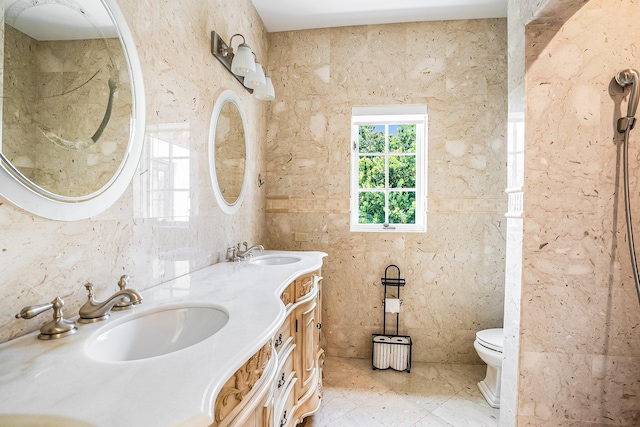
[517,0,640,424]
[519,352,640,425]
[0,0,268,343]
[266,18,507,364]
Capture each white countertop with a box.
[0,250,326,427]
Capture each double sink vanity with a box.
[0,0,322,424]
[0,251,327,427]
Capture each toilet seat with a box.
[476,328,503,353]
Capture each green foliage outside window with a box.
[357,124,417,225]
[358,192,385,224]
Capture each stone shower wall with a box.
[518,0,640,424]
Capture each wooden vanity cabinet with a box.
[271,270,323,427]
[292,273,324,423]
[295,295,317,399]
[212,342,276,427]
[213,270,323,427]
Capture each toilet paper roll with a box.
[390,337,410,371]
[384,298,400,313]
[372,336,391,369]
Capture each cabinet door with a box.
[296,297,317,398]
[292,277,324,424]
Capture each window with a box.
[350,105,427,232]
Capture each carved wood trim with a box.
[280,282,294,306]
[296,271,320,300]
[214,341,273,424]
[297,277,313,299]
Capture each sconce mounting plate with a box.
[211,31,253,94]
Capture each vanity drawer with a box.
[274,375,297,427]
[274,342,296,402]
[273,314,293,355]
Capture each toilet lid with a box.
[476,328,503,352]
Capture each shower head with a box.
[616,68,640,119]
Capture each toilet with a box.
[474,328,503,408]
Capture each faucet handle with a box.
[15,301,54,320]
[84,282,95,297]
[113,274,135,311]
[117,274,130,291]
[15,297,77,340]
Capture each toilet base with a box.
[477,364,501,408]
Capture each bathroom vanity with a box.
[213,267,324,427]
[0,251,326,427]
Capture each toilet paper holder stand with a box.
[371,264,412,373]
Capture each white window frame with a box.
[350,105,428,232]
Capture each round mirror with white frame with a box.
[0,0,145,220]
[208,90,250,215]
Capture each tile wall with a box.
[265,19,509,363]
[506,0,640,424]
[0,0,269,343]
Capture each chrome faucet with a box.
[15,297,77,340]
[78,282,142,323]
[235,242,264,260]
[112,275,136,311]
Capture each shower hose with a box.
[622,122,640,305]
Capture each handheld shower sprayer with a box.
[616,68,639,132]
[615,68,640,306]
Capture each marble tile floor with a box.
[302,357,500,427]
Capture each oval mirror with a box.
[0,0,145,220]
[208,90,249,215]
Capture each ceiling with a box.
[4,1,509,41]
[251,0,508,33]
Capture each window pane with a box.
[172,159,190,189]
[389,124,416,153]
[389,191,416,224]
[359,124,385,153]
[358,192,385,224]
[389,155,416,188]
[152,137,170,157]
[173,191,190,218]
[359,155,385,188]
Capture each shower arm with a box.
[616,69,639,132]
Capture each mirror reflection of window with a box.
[136,124,191,222]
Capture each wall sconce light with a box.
[211,31,275,101]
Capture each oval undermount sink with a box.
[250,255,302,266]
[85,304,228,362]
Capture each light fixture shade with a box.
[231,43,255,76]
[243,62,266,89]
[255,76,275,101]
